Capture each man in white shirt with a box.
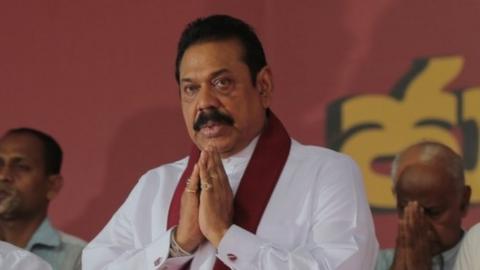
[375,141,471,270]
[83,14,378,269]
[453,222,480,270]
[0,240,52,270]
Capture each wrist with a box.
[170,228,193,257]
[209,226,230,248]
[174,227,203,253]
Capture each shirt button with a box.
[227,253,237,261]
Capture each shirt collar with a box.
[26,218,61,250]
[432,231,464,266]
[221,136,260,172]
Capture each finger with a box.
[205,147,223,190]
[405,202,420,245]
[404,202,414,231]
[397,219,406,248]
[199,148,207,167]
[413,202,426,238]
[409,201,419,228]
[205,147,216,179]
[199,150,208,180]
[199,151,213,193]
[412,202,422,221]
[210,145,226,187]
[186,164,200,194]
[402,213,412,246]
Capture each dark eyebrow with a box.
[210,69,230,79]
[10,157,28,163]
[180,78,194,84]
[180,68,231,84]
[0,156,28,165]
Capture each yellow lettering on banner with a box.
[462,88,480,202]
[328,56,468,208]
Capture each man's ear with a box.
[255,66,273,108]
[460,185,471,216]
[46,174,63,201]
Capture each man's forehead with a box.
[395,147,430,176]
[179,40,245,79]
[395,163,455,195]
[0,134,44,160]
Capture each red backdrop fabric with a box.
[1,0,479,248]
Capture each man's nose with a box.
[197,86,221,110]
[0,166,13,183]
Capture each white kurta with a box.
[0,240,52,270]
[83,139,378,270]
[454,223,480,270]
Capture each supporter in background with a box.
[376,141,471,270]
[0,128,86,270]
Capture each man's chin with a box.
[431,244,447,256]
[0,198,21,219]
[198,137,228,149]
[195,137,233,154]
[0,202,12,215]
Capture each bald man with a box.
[375,141,471,270]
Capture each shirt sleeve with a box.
[82,177,191,270]
[216,155,378,269]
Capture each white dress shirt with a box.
[454,223,480,270]
[83,138,378,269]
[0,240,52,270]
[376,235,463,270]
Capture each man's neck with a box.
[0,212,47,248]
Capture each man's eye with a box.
[14,164,30,171]
[424,208,442,217]
[213,78,232,90]
[182,85,198,96]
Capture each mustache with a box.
[0,182,14,193]
[193,109,234,131]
